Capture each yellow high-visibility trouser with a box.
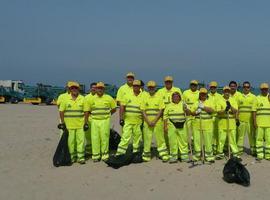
[168,123,189,161]
[193,129,214,161]
[68,128,85,162]
[117,123,142,154]
[256,127,270,159]
[91,118,110,160]
[237,121,255,155]
[217,129,239,157]
[143,122,169,161]
[212,117,219,154]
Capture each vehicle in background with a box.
[0,80,25,103]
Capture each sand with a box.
[0,103,270,200]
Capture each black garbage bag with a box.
[109,128,121,150]
[223,157,250,186]
[106,146,133,169]
[53,129,72,167]
[131,151,143,163]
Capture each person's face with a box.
[133,85,141,93]
[229,83,237,93]
[190,84,198,92]
[165,81,173,90]
[91,85,97,94]
[243,83,251,94]
[210,86,217,94]
[223,89,230,99]
[70,86,79,96]
[96,87,104,96]
[199,93,207,101]
[261,88,269,96]
[172,94,181,103]
[127,76,134,85]
[148,86,156,95]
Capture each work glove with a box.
[225,101,231,112]
[57,123,66,130]
[120,119,125,127]
[83,123,89,131]
[195,108,202,115]
[198,102,204,109]
[236,119,240,127]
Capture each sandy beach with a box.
[0,103,270,200]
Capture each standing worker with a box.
[56,81,72,108]
[116,72,135,105]
[84,82,116,162]
[191,88,215,163]
[208,81,223,155]
[141,81,169,162]
[157,76,182,106]
[164,92,190,163]
[236,81,257,156]
[84,82,97,159]
[216,86,239,159]
[229,81,241,101]
[253,83,270,161]
[116,80,144,155]
[58,81,88,164]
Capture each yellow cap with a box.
[126,72,135,78]
[68,81,80,88]
[133,80,141,86]
[190,80,198,85]
[223,86,231,91]
[199,88,208,94]
[209,81,218,87]
[96,82,105,88]
[164,76,173,82]
[66,81,73,87]
[147,80,156,87]
[260,83,269,89]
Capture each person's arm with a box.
[142,110,151,126]
[164,119,168,134]
[84,111,90,124]
[119,105,125,121]
[253,111,257,129]
[151,109,163,126]
[202,106,214,114]
[59,111,65,123]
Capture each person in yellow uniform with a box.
[164,92,190,163]
[116,80,143,155]
[208,81,223,155]
[141,81,169,162]
[56,81,72,107]
[183,80,200,143]
[190,88,215,163]
[84,82,116,162]
[236,81,257,156]
[216,86,239,159]
[116,72,135,105]
[83,82,97,159]
[58,81,88,164]
[253,83,270,161]
[157,76,182,106]
[229,81,241,101]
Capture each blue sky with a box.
[1,0,270,88]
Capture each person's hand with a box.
[120,119,125,127]
[195,108,202,115]
[57,123,66,130]
[198,102,204,109]
[83,123,89,131]
[225,101,231,112]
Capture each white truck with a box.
[0,80,25,103]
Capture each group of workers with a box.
[56,72,270,165]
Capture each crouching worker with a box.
[164,92,190,163]
[141,81,169,162]
[116,80,144,155]
[58,81,87,164]
[84,82,117,162]
[191,88,215,163]
[216,86,239,159]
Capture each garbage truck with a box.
[0,80,25,103]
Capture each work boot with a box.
[169,158,178,164]
[78,160,86,165]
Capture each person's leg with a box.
[142,124,153,162]
[204,129,214,161]
[100,118,110,161]
[177,126,189,162]
[116,123,133,155]
[91,119,101,161]
[76,128,85,162]
[216,129,226,159]
[256,127,265,160]
[67,129,76,162]
[155,123,169,161]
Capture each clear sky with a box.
[1,0,270,88]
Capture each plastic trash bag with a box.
[223,157,250,186]
[53,129,72,167]
[109,128,121,150]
